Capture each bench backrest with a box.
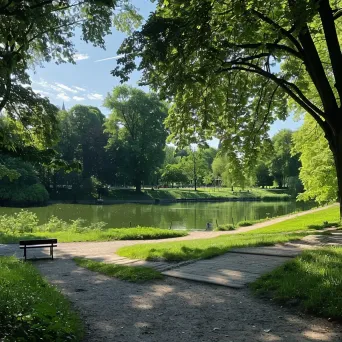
[19,239,57,246]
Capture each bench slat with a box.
[19,239,57,246]
[20,245,57,249]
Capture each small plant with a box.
[214,224,235,231]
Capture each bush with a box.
[214,224,235,231]
[0,210,39,234]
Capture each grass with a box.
[0,256,83,341]
[105,187,291,201]
[0,227,188,244]
[117,205,340,262]
[245,205,339,235]
[117,232,307,261]
[251,247,342,320]
[74,257,163,282]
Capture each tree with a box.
[293,115,337,204]
[162,164,188,187]
[269,130,300,188]
[104,85,168,192]
[113,0,342,217]
[0,0,141,155]
[255,162,274,188]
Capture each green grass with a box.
[117,205,340,261]
[0,227,188,243]
[106,187,291,201]
[214,223,235,231]
[0,256,83,341]
[245,205,339,235]
[74,258,163,282]
[117,232,307,261]
[251,247,342,320]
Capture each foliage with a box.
[269,130,301,188]
[251,247,342,320]
[161,164,189,185]
[0,157,49,205]
[214,224,235,231]
[113,0,342,215]
[0,211,188,242]
[74,258,163,282]
[117,232,307,262]
[255,162,274,188]
[293,115,337,204]
[0,256,82,341]
[104,85,168,191]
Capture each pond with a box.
[0,201,314,231]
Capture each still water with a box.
[0,201,313,230]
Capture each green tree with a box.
[104,85,168,192]
[269,130,301,188]
[293,115,337,204]
[162,164,188,187]
[255,162,274,188]
[0,0,141,155]
[113,0,342,217]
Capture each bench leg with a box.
[50,246,53,260]
[24,246,27,261]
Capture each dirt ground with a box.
[35,259,342,342]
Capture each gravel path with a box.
[35,259,341,342]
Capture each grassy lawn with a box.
[0,256,82,341]
[117,232,307,261]
[245,205,339,235]
[106,187,291,201]
[117,205,339,261]
[0,227,188,244]
[251,247,342,320]
[74,258,163,282]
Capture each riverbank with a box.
[49,187,292,205]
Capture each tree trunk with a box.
[135,180,142,193]
[330,130,342,220]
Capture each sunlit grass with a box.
[117,205,339,261]
[251,247,342,319]
[117,232,307,261]
[74,257,163,282]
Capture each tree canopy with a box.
[104,85,168,192]
[0,0,141,157]
[113,0,342,215]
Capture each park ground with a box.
[1,204,342,341]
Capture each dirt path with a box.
[34,258,341,342]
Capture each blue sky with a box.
[29,0,301,147]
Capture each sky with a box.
[29,0,302,148]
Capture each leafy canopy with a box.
[113,0,342,169]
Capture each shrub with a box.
[0,210,39,234]
[214,224,235,231]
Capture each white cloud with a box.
[87,93,103,100]
[55,83,78,93]
[74,53,89,61]
[73,96,85,101]
[57,93,71,101]
[94,54,124,63]
[33,89,52,97]
[73,86,86,92]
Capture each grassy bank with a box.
[105,187,291,201]
[0,257,82,341]
[117,232,307,261]
[251,247,342,320]
[74,258,163,282]
[0,227,188,244]
[117,205,339,261]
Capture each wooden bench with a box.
[19,239,57,261]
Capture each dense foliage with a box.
[113,0,342,215]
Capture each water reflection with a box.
[0,201,314,231]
